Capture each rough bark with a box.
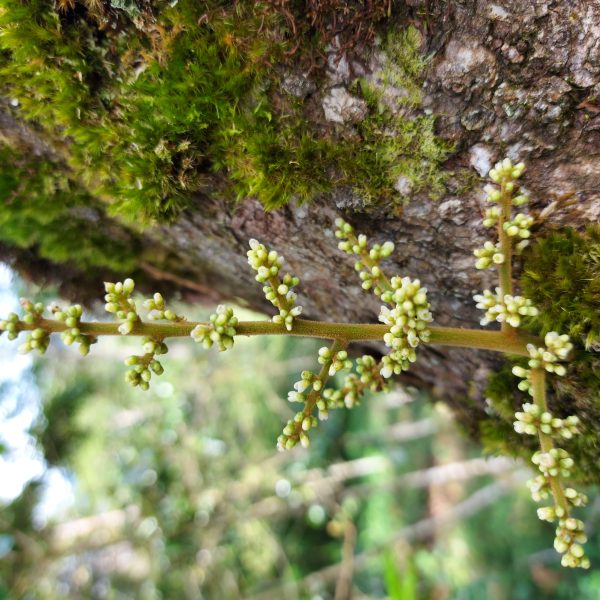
[2,0,599,435]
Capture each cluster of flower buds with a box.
[191,305,238,351]
[318,346,352,377]
[503,213,533,238]
[278,411,317,450]
[378,277,432,379]
[473,241,505,269]
[526,332,573,376]
[53,304,96,356]
[279,340,363,451]
[527,475,551,502]
[511,331,572,394]
[335,218,395,297]
[289,369,323,397]
[19,326,50,355]
[321,354,389,410]
[514,403,580,438]
[143,292,182,322]
[544,331,574,361]
[356,355,386,389]
[281,369,325,450]
[555,518,590,569]
[335,219,433,381]
[507,306,587,569]
[0,311,21,341]
[527,344,567,376]
[475,158,529,270]
[0,300,50,354]
[322,386,347,410]
[525,438,590,567]
[488,157,526,184]
[247,239,302,331]
[104,279,139,335]
[532,448,574,479]
[474,288,538,327]
[482,207,501,228]
[124,337,168,391]
[344,355,389,408]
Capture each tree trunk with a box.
[1,0,598,446]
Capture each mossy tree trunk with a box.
[1,0,599,464]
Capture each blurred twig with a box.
[244,473,526,599]
[341,456,516,500]
[334,521,357,600]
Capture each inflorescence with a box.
[474,158,588,569]
[104,278,139,335]
[247,239,303,331]
[191,305,238,351]
[0,159,589,568]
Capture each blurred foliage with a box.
[0,145,141,272]
[0,283,599,599]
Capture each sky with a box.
[0,264,74,522]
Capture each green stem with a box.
[294,339,346,439]
[268,275,292,314]
[530,368,569,514]
[16,317,542,357]
[497,181,514,327]
[346,232,393,293]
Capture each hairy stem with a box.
[530,368,569,514]
[15,317,542,356]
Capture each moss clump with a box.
[223,26,451,209]
[481,226,600,484]
[521,225,600,348]
[0,1,450,222]
[0,0,287,220]
[349,27,452,203]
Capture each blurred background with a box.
[1,266,599,600]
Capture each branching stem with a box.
[16,317,541,357]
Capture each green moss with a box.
[378,25,427,107]
[224,25,452,210]
[0,2,450,221]
[0,0,287,221]
[521,225,600,348]
[480,226,600,484]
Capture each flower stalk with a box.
[8,316,542,357]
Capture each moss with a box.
[378,25,427,107]
[0,0,288,221]
[347,27,452,204]
[521,225,600,348]
[223,25,452,210]
[480,226,600,484]
[350,93,451,204]
[0,2,450,222]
